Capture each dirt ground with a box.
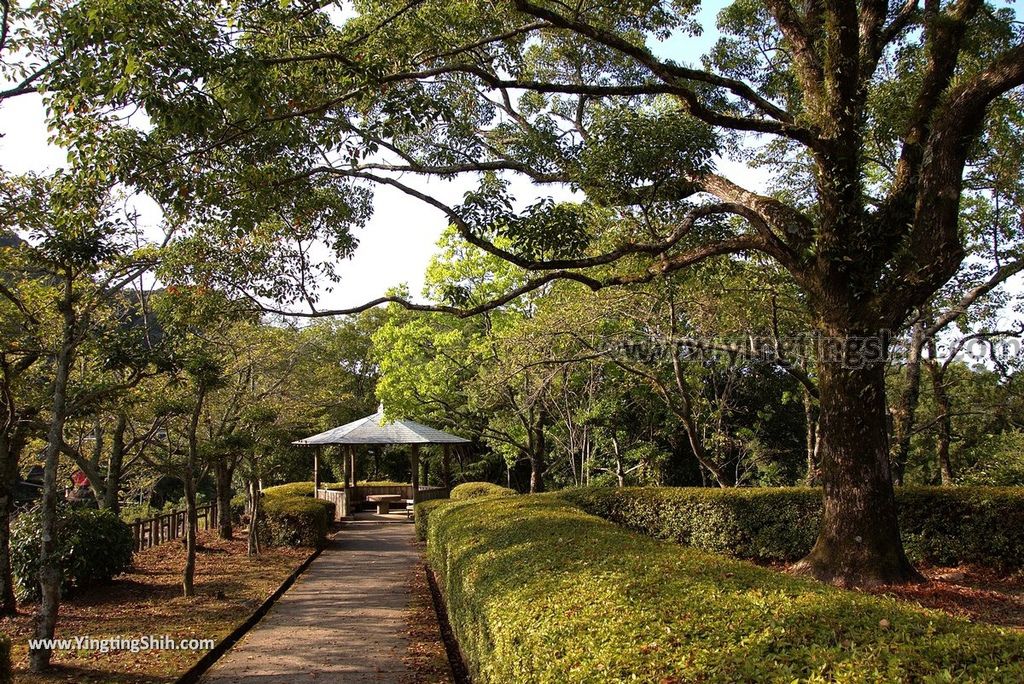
[1,530,309,683]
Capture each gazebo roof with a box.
[293,409,470,446]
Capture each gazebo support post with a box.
[313,447,321,495]
[349,447,357,487]
[411,444,421,503]
[341,445,350,488]
[441,445,452,490]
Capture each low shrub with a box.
[262,481,317,499]
[11,506,134,602]
[230,492,248,521]
[897,486,1024,568]
[561,486,1024,568]
[426,495,1024,682]
[449,481,517,500]
[414,499,451,541]
[0,634,10,684]
[259,496,329,548]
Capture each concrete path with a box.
[202,522,428,683]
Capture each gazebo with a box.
[293,408,469,518]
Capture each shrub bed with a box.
[450,481,517,500]
[10,506,134,601]
[425,495,1024,682]
[560,486,1024,568]
[259,496,330,548]
[414,499,451,541]
[262,481,318,498]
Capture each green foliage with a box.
[11,507,134,601]
[414,499,450,542]
[561,486,820,562]
[561,486,1024,568]
[260,496,330,548]
[262,481,317,498]
[449,482,517,500]
[0,634,10,684]
[959,431,1024,486]
[425,496,1024,683]
[897,487,1024,569]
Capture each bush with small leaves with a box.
[259,496,330,548]
[560,486,1024,568]
[449,482,517,500]
[414,499,451,541]
[11,506,134,602]
[426,495,1024,682]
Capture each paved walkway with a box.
[202,522,425,683]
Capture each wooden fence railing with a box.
[130,503,218,553]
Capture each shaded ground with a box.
[1,530,310,683]
[200,520,452,684]
[865,565,1024,629]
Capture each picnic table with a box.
[365,494,402,514]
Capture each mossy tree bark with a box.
[793,338,922,587]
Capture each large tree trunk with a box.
[30,276,75,672]
[793,342,922,587]
[214,457,234,540]
[890,320,925,485]
[528,409,546,493]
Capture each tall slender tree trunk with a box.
[30,274,76,673]
[182,382,206,598]
[925,355,955,485]
[802,386,819,486]
[214,457,234,540]
[793,339,922,587]
[102,412,128,513]
[528,409,546,493]
[246,478,261,557]
[890,320,925,485]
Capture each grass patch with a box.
[426,495,1024,683]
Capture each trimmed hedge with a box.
[414,499,450,541]
[425,495,1024,682]
[11,507,134,601]
[262,481,318,498]
[260,496,330,548]
[560,486,1024,568]
[0,634,10,684]
[450,482,517,500]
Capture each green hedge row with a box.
[560,486,1024,568]
[424,495,1024,682]
[450,482,517,500]
[10,507,134,601]
[414,499,450,542]
[0,634,10,684]
[259,496,331,548]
